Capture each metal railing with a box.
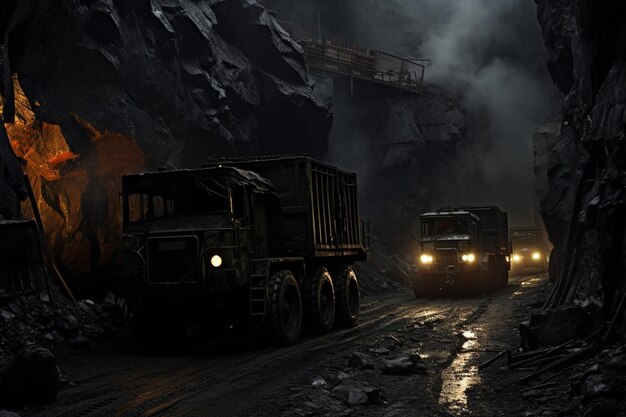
[297,36,426,93]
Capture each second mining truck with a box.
[119,155,368,344]
[413,206,511,296]
[509,226,549,272]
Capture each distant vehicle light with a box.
[211,255,223,268]
[420,254,434,264]
[461,253,476,263]
[512,254,522,262]
[532,252,541,260]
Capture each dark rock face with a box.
[535,1,626,310]
[327,83,480,256]
[0,346,61,405]
[0,0,330,283]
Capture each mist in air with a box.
[261,0,560,226]
[416,0,560,226]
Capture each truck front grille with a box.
[146,236,200,283]
[435,249,458,269]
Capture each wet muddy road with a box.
[23,274,547,417]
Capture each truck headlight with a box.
[211,255,223,268]
[532,252,541,260]
[461,253,476,263]
[512,254,522,262]
[420,254,434,264]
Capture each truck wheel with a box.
[303,268,335,334]
[334,266,360,327]
[500,265,509,287]
[267,270,302,345]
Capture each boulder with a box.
[381,353,426,375]
[347,352,375,370]
[0,346,61,405]
[519,306,605,349]
[330,383,369,406]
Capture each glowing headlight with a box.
[420,254,434,264]
[512,254,522,262]
[461,253,476,263]
[532,252,541,260]
[210,255,223,268]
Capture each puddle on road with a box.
[520,276,543,287]
[438,329,481,415]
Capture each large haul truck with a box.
[413,206,511,296]
[509,226,549,272]
[119,155,368,344]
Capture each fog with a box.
[416,0,559,226]
[261,0,560,226]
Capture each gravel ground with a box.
[5,273,572,417]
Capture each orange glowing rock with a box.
[4,76,146,277]
[48,151,80,166]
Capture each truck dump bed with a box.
[207,155,367,260]
[454,206,510,255]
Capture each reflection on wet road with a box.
[438,329,482,414]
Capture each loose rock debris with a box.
[0,289,129,409]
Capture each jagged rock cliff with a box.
[536,1,626,312]
[327,81,479,256]
[0,0,331,290]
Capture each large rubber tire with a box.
[303,268,335,334]
[267,270,302,345]
[500,262,509,288]
[333,266,360,327]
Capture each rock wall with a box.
[0,0,331,291]
[326,80,480,256]
[536,0,626,312]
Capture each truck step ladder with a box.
[249,259,270,325]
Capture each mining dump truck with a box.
[510,226,549,272]
[413,206,511,297]
[120,155,368,344]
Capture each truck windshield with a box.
[421,217,473,237]
[126,180,229,223]
[513,237,540,248]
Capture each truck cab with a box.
[414,206,510,296]
[120,167,281,333]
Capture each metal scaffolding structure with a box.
[296,36,426,94]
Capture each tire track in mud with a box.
[25,293,457,417]
[134,295,463,417]
[25,290,502,417]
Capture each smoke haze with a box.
[261,0,560,226]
